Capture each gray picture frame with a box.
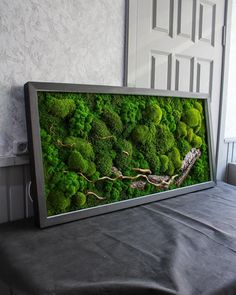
[24,82,215,228]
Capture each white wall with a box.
[0,0,125,157]
[225,0,236,139]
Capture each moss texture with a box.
[38,92,210,216]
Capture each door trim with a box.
[216,0,233,181]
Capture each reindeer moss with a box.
[38,92,210,216]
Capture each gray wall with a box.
[0,0,125,157]
[0,0,125,223]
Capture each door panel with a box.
[198,0,216,46]
[196,58,213,93]
[152,0,174,35]
[151,51,172,89]
[175,55,194,91]
[177,0,194,39]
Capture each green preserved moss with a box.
[64,137,94,160]
[110,188,121,202]
[156,124,175,154]
[167,160,175,176]
[131,148,149,170]
[69,99,93,138]
[192,134,203,148]
[183,108,201,128]
[160,155,169,173]
[73,192,87,207]
[47,96,76,119]
[103,108,123,134]
[114,139,133,170]
[187,127,194,142]
[92,138,113,158]
[47,191,70,215]
[145,146,161,174]
[144,104,162,125]
[168,147,182,169]
[176,121,187,138]
[120,98,143,136]
[68,151,88,173]
[38,91,209,215]
[115,139,133,156]
[91,117,110,138]
[40,129,60,168]
[177,139,191,157]
[132,125,149,145]
[49,171,79,199]
[96,154,113,176]
[86,162,96,177]
[194,101,203,113]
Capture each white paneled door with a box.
[126,0,225,158]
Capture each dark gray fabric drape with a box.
[0,182,236,295]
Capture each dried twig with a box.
[56,139,75,148]
[164,174,179,185]
[121,174,147,181]
[86,191,104,200]
[49,125,55,136]
[79,173,94,183]
[97,176,120,182]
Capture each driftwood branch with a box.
[130,181,146,190]
[146,174,178,188]
[112,167,123,177]
[176,148,201,186]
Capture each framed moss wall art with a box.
[24,82,215,228]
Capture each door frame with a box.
[124,0,233,181]
[216,0,233,180]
